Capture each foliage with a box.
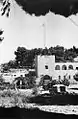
[0,75,4,83]
[15,74,36,89]
[0,0,10,17]
[0,90,30,107]
[50,79,70,86]
[14,45,78,68]
[8,60,17,68]
[1,0,78,17]
[25,76,36,89]
[1,45,78,69]
[0,29,4,42]
[61,79,70,86]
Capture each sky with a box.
[0,1,78,64]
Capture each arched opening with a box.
[42,75,51,90]
[43,75,51,80]
[45,65,48,69]
[76,67,78,70]
[68,65,73,70]
[69,75,71,79]
[58,75,61,80]
[55,65,60,70]
[62,65,67,70]
[73,73,78,81]
[63,75,66,79]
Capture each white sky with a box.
[0,1,78,64]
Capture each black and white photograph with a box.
[0,0,78,119]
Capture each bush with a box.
[51,80,58,85]
[27,76,36,89]
[0,75,4,83]
[61,78,70,86]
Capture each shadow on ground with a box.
[30,94,78,105]
[0,107,77,119]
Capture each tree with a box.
[8,60,17,68]
[64,48,77,62]
[14,47,28,67]
[2,63,9,71]
[14,45,78,69]
[50,45,65,62]
[42,47,49,55]
[0,29,4,42]
[1,0,78,17]
[1,0,10,17]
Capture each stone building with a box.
[36,55,78,81]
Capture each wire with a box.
[69,17,78,27]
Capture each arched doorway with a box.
[55,65,60,70]
[42,75,52,90]
[68,65,73,70]
[62,65,67,70]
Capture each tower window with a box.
[45,65,48,69]
[55,65,60,70]
[62,65,67,70]
[68,65,73,70]
[76,67,78,70]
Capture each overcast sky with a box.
[0,1,78,64]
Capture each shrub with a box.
[61,78,70,86]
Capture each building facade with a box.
[36,55,78,81]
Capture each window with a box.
[68,65,73,70]
[58,75,61,79]
[60,86,66,92]
[43,75,51,80]
[45,65,48,69]
[76,67,78,70]
[64,75,66,79]
[69,75,71,79]
[62,65,67,70]
[55,65,60,70]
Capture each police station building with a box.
[36,55,78,81]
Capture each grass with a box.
[0,89,32,108]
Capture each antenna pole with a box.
[42,23,46,48]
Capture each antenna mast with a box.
[42,22,46,48]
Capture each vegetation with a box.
[14,45,78,66]
[0,90,30,107]
[0,0,78,18]
[2,45,78,71]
